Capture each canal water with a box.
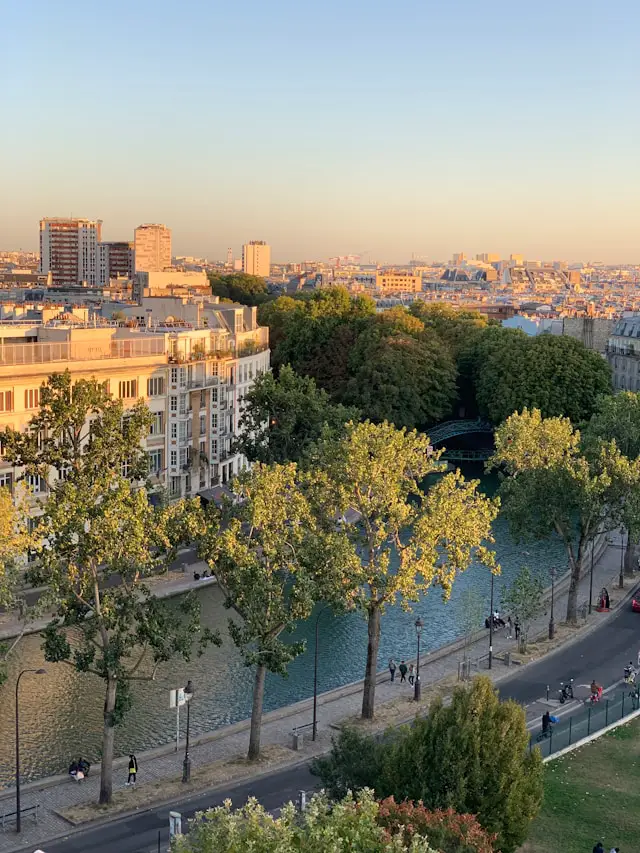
[0,467,566,787]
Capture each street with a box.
[43,595,640,853]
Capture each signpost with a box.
[169,688,187,752]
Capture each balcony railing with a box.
[0,337,167,366]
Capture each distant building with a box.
[563,316,613,354]
[134,270,211,300]
[607,316,640,390]
[134,224,172,273]
[39,218,102,287]
[476,253,500,263]
[375,271,422,293]
[452,252,467,266]
[98,241,134,287]
[510,254,524,266]
[242,241,271,277]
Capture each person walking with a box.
[506,616,513,639]
[388,658,397,682]
[592,842,604,853]
[399,660,408,683]
[408,663,415,686]
[126,752,138,786]
[514,619,521,642]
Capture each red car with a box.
[632,597,640,613]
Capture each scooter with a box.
[558,679,574,704]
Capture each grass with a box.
[521,717,640,852]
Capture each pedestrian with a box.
[126,752,138,786]
[514,619,521,641]
[592,842,604,853]
[388,658,397,682]
[506,616,513,639]
[609,847,619,853]
[408,663,415,686]
[399,660,408,683]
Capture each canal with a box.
[0,467,566,786]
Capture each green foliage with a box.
[234,365,360,464]
[171,789,441,853]
[409,302,490,359]
[197,463,359,758]
[489,408,637,622]
[466,328,612,425]
[500,565,545,639]
[207,272,271,306]
[313,421,499,718]
[457,588,486,658]
[584,391,640,457]
[313,677,543,853]
[378,799,497,853]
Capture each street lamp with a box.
[312,604,330,742]
[549,567,556,640]
[182,680,194,783]
[15,668,46,833]
[414,618,424,701]
[488,572,494,669]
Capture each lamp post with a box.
[15,668,46,833]
[312,604,330,742]
[488,572,494,669]
[414,617,424,701]
[619,528,626,590]
[549,567,556,640]
[182,680,194,783]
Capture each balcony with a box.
[0,337,166,366]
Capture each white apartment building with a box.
[134,224,172,273]
[0,307,270,505]
[242,241,271,277]
[607,315,640,391]
[39,218,102,287]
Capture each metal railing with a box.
[0,337,166,365]
[531,688,640,758]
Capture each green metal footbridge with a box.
[427,419,494,461]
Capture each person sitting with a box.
[78,757,90,776]
[68,760,79,778]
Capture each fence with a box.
[531,688,640,758]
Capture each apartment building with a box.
[0,310,270,505]
[242,241,271,277]
[375,271,422,293]
[134,224,172,273]
[98,241,134,286]
[39,218,102,287]
[607,315,640,391]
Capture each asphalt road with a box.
[43,595,640,853]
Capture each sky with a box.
[1,0,639,264]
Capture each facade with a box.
[607,315,640,391]
[242,241,271,277]
[0,309,270,506]
[39,218,102,287]
[375,271,422,293]
[98,242,134,286]
[134,224,172,273]
[133,270,211,300]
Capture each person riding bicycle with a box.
[590,680,603,702]
[542,711,552,735]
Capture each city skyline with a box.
[2,0,639,263]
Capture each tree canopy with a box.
[234,364,360,465]
[0,489,31,686]
[207,272,271,306]
[312,677,543,853]
[466,329,612,424]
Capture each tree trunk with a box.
[361,604,381,720]
[625,526,637,577]
[565,561,580,625]
[248,663,266,761]
[99,677,117,804]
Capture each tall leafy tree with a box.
[198,463,358,760]
[0,488,32,685]
[500,566,545,649]
[409,302,489,359]
[313,677,543,853]
[234,365,360,465]
[207,272,271,306]
[489,408,636,622]
[314,421,499,719]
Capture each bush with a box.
[378,798,497,853]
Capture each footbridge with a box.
[427,419,494,462]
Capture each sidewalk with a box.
[0,534,635,853]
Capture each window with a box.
[211,387,218,403]
[200,438,206,457]
[170,476,181,497]
[179,422,187,442]
[121,459,131,478]
[170,396,178,413]
[147,376,165,397]
[170,450,178,468]
[199,414,206,435]
[0,391,13,412]
[211,438,218,457]
[24,388,40,410]
[170,367,178,384]
[58,466,71,481]
[26,474,45,493]
[179,448,188,468]
[0,472,13,491]
[118,380,138,399]
[171,422,177,439]
[200,390,206,409]
[210,363,219,377]
[211,412,218,430]
[149,412,164,436]
[148,449,163,474]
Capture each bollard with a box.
[546,685,549,702]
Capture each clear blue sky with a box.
[1,0,638,263]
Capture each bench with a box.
[1,802,40,829]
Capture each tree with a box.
[0,488,32,686]
[197,463,358,760]
[313,677,543,853]
[234,365,360,465]
[409,302,490,359]
[314,421,499,719]
[457,588,486,664]
[207,272,271,306]
[468,331,612,425]
[35,473,216,804]
[171,789,440,853]
[378,799,497,853]
[500,566,544,650]
[489,408,635,622]
[584,391,640,574]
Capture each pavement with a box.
[1,532,638,853]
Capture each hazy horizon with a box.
[2,0,639,264]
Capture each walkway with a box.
[0,534,634,853]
